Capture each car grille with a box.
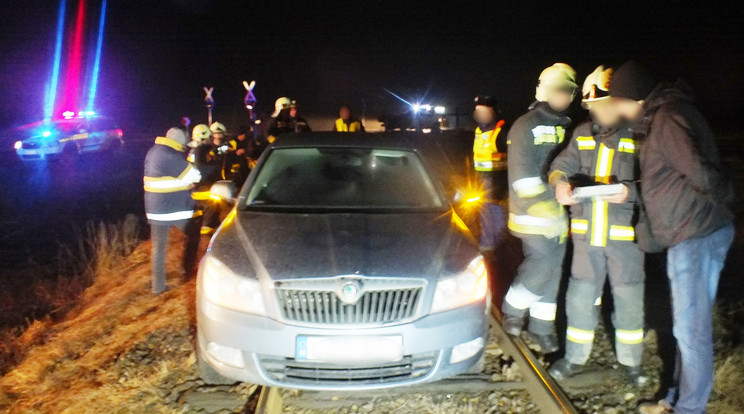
[22,142,39,149]
[258,351,438,386]
[276,283,424,326]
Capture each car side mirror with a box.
[210,180,237,204]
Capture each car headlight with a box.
[200,255,265,315]
[431,256,488,313]
[14,141,22,150]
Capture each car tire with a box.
[197,347,237,385]
[60,143,79,164]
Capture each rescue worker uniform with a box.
[266,109,294,142]
[190,140,223,233]
[143,128,202,294]
[549,121,645,370]
[334,117,364,132]
[503,101,571,339]
[473,118,508,249]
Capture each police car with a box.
[13,111,123,161]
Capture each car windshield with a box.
[243,147,443,211]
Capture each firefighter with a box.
[501,63,577,352]
[334,105,364,132]
[143,127,202,295]
[226,125,259,185]
[266,97,293,143]
[472,95,508,251]
[289,100,312,132]
[546,66,648,386]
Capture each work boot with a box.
[526,331,559,354]
[623,365,650,387]
[638,400,673,413]
[548,358,585,380]
[502,314,524,336]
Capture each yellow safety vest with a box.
[473,119,506,171]
[335,118,363,132]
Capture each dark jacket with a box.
[506,102,572,236]
[550,121,640,246]
[632,80,734,250]
[143,137,201,223]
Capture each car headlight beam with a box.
[201,256,265,315]
[431,256,488,313]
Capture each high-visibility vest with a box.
[473,119,506,171]
[335,118,363,132]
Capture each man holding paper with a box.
[547,66,648,386]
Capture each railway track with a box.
[253,304,577,414]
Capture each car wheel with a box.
[60,143,79,164]
[197,347,237,385]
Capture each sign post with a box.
[203,87,214,125]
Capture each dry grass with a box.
[0,218,203,413]
[709,302,744,414]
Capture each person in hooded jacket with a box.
[609,61,735,414]
[501,63,577,353]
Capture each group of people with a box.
[474,61,734,414]
[142,98,369,293]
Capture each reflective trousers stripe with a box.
[504,283,541,310]
[529,302,557,321]
[566,327,595,344]
[616,329,644,344]
[146,210,197,221]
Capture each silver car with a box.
[196,133,489,390]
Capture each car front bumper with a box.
[196,294,489,390]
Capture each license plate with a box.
[296,335,403,364]
[23,149,37,155]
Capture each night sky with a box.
[1,1,742,134]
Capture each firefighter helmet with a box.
[272,97,291,117]
[209,122,227,134]
[189,124,211,147]
[582,65,613,107]
[535,63,578,102]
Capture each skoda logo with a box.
[339,280,362,304]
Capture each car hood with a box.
[209,210,478,282]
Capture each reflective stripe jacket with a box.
[549,121,640,246]
[144,137,202,223]
[507,102,571,237]
[334,118,364,132]
[473,120,507,171]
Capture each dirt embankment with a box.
[0,225,255,414]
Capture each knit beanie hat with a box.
[609,61,656,101]
[165,127,188,147]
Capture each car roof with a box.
[270,132,418,150]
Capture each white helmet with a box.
[535,63,578,102]
[188,124,211,147]
[581,65,613,107]
[209,122,227,134]
[272,97,291,117]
